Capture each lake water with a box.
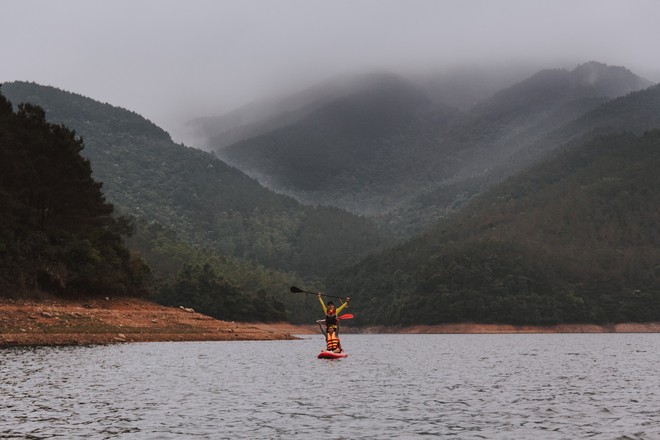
[1,334,659,439]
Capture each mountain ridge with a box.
[210,62,654,230]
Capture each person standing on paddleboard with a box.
[317,293,350,353]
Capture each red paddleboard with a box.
[318,351,348,359]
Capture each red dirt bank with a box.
[3,297,658,347]
[0,297,301,346]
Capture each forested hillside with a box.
[217,73,447,214]
[328,131,660,325]
[189,73,384,150]
[2,82,390,281]
[0,90,147,296]
[4,66,658,326]
[211,63,654,236]
[386,86,660,236]
[0,88,298,322]
[2,82,392,323]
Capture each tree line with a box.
[0,89,147,296]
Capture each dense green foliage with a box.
[0,90,148,296]
[2,81,389,322]
[328,131,660,325]
[157,263,287,322]
[2,82,391,281]
[127,219,321,323]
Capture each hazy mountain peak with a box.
[493,61,650,98]
[191,70,433,151]
[471,61,652,125]
[572,60,613,84]
[569,61,652,94]
[343,70,417,92]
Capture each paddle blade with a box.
[290,286,304,293]
[338,314,354,320]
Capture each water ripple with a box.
[1,334,659,438]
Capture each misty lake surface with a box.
[1,334,659,439]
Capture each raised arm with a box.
[336,297,350,314]
[317,293,327,314]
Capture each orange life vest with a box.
[326,331,340,351]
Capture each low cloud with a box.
[3,0,660,146]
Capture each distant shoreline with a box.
[346,322,660,334]
[253,322,660,336]
[3,297,659,347]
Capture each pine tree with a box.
[0,89,148,296]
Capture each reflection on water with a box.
[1,334,659,439]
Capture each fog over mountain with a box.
[3,0,660,147]
[201,62,653,226]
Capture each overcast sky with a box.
[3,0,660,144]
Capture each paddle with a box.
[290,286,344,300]
[315,314,353,324]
